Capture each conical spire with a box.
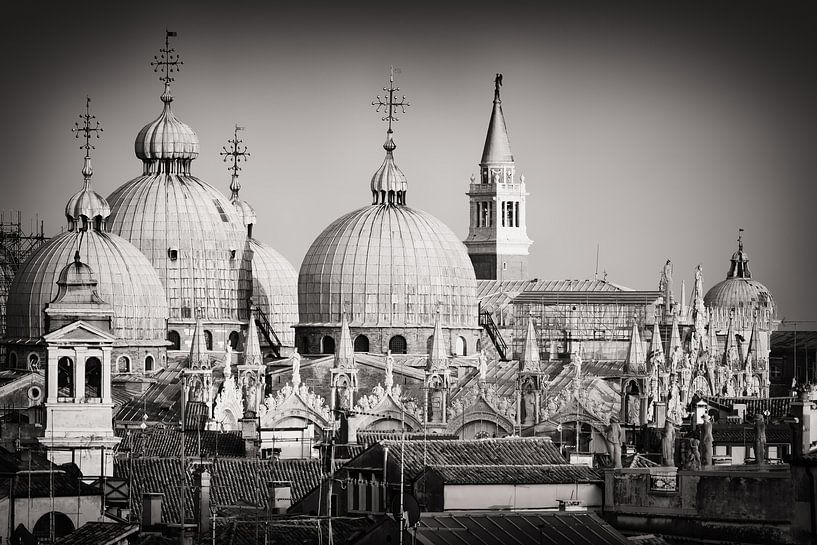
[649,313,665,371]
[625,315,646,374]
[480,73,514,166]
[722,309,736,368]
[519,313,540,371]
[335,311,355,368]
[668,311,682,354]
[707,309,719,355]
[371,66,410,206]
[745,309,760,368]
[428,308,448,369]
[244,310,263,368]
[189,309,209,368]
[726,229,752,279]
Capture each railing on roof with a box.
[255,306,281,358]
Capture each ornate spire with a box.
[726,228,752,279]
[151,30,183,100]
[189,308,209,369]
[519,313,540,372]
[745,308,759,368]
[668,310,682,354]
[481,73,514,166]
[625,314,646,374]
[66,97,110,231]
[244,309,263,368]
[722,309,737,368]
[648,310,665,371]
[335,311,355,368]
[428,307,448,370]
[371,66,410,206]
[221,125,250,202]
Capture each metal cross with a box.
[72,96,102,158]
[220,125,250,178]
[150,30,183,84]
[372,65,409,132]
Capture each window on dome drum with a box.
[145,354,155,372]
[57,357,74,397]
[229,249,237,259]
[353,335,369,353]
[168,248,179,261]
[168,331,181,351]
[204,330,214,351]
[117,355,131,373]
[85,357,102,398]
[33,512,74,542]
[321,336,335,354]
[389,335,407,355]
[229,331,241,350]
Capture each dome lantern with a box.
[371,66,410,206]
[66,97,110,232]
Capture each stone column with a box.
[101,347,113,403]
[47,350,59,402]
[74,347,87,401]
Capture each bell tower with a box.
[464,74,532,281]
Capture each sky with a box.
[1,1,815,321]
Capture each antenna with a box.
[594,244,600,282]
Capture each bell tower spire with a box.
[464,74,532,281]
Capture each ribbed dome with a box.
[370,133,407,205]
[65,181,111,224]
[5,230,168,341]
[250,238,298,346]
[106,174,251,323]
[298,205,477,327]
[232,198,257,228]
[135,89,199,164]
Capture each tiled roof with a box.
[214,516,373,545]
[53,522,138,545]
[356,431,458,447]
[115,458,323,524]
[426,464,601,485]
[711,425,792,444]
[115,428,246,458]
[114,358,187,425]
[627,536,671,545]
[414,511,629,545]
[353,437,566,480]
[702,396,794,419]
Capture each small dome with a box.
[370,133,407,204]
[65,180,111,223]
[5,230,169,341]
[299,204,477,327]
[56,257,96,287]
[250,238,298,347]
[232,198,257,227]
[135,90,199,163]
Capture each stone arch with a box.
[85,357,102,398]
[204,330,214,351]
[389,335,407,354]
[144,354,155,372]
[455,336,467,356]
[229,331,241,350]
[57,357,74,397]
[117,355,131,373]
[321,336,335,355]
[27,351,40,370]
[167,330,181,350]
[353,334,369,353]
[8,351,17,368]
[450,412,514,439]
[33,511,74,541]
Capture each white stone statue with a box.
[291,348,301,387]
[384,350,395,391]
[478,349,488,382]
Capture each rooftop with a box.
[53,522,138,545]
[425,464,601,485]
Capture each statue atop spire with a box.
[221,125,250,201]
[494,73,503,102]
[370,66,410,206]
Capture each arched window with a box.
[28,352,40,370]
[229,331,241,350]
[85,357,102,398]
[353,335,369,353]
[168,330,181,351]
[33,511,75,541]
[117,355,131,373]
[57,357,74,397]
[8,351,17,368]
[455,336,467,356]
[321,336,335,354]
[389,335,407,355]
[204,330,213,351]
[144,354,155,372]
[426,336,434,354]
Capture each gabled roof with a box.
[701,396,794,419]
[42,320,115,344]
[214,516,373,545]
[53,522,138,545]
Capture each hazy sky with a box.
[2,1,815,321]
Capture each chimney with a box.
[199,469,211,536]
[142,492,164,529]
[269,481,292,514]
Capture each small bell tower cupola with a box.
[464,74,532,281]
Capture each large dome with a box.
[250,238,298,346]
[106,174,251,323]
[5,230,168,341]
[704,239,776,329]
[298,204,477,327]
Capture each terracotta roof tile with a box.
[53,522,138,545]
[115,428,246,458]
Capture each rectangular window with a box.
[515,202,520,227]
[501,201,505,226]
[714,445,727,456]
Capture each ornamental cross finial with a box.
[72,96,102,159]
[372,65,410,133]
[221,125,250,182]
[151,30,182,85]
[738,228,744,252]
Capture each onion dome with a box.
[107,37,251,325]
[65,158,111,229]
[5,230,168,341]
[134,83,199,173]
[704,233,776,329]
[370,132,407,205]
[298,204,477,327]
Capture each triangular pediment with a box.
[43,320,115,345]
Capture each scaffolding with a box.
[1,210,48,341]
